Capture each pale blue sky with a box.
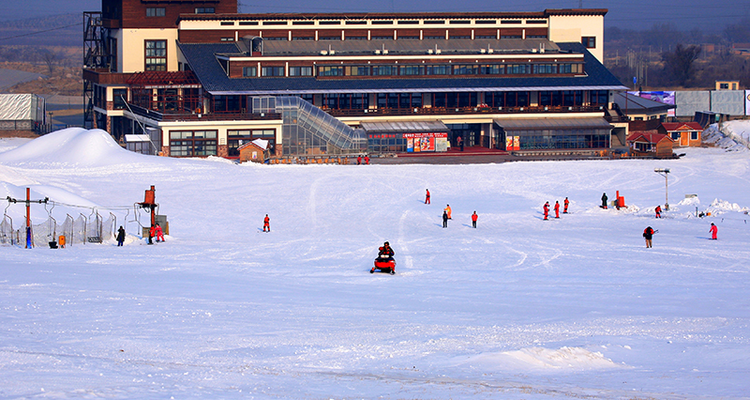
[2,0,747,32]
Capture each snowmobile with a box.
[371,257,396,275]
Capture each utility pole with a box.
[6,188,49,248]
[654,168,670,211]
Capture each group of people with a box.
[543,198,570,220]
[116,223,165,246]
[356,155,370,165]
[427,195,479,229]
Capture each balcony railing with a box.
[328,105,608,117]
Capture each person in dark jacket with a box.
[377,241,394,261]
[643,226,655,248]
[442,210,449,228]
[116,226,126,246]
[601,193,608,209]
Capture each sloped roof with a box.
[178,41,626,95]
[627,131,673,144]
[660,122,703,131]
[613,92,675,113]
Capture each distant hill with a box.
[0,14,82,47]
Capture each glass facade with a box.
[170,130,217,156]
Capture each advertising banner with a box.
[404,132,447,152]
[629,91,676,117]
[505,136,520,151]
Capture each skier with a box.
[709,222,718,240]
[471,211,478,228]
[116,226,126,247]
[601,193,608,209]
[155,223,165,242]
[655,205,662,218]
[444,204,452,219]
[563,197,569,213]
[148,225,155,245]
[377,241,394,261]
[425,189,431,204]
[554,201,560,219]
[263,214,270,232]
[442,210,449,228]
[643,226,655,248]
[543,201,550,220]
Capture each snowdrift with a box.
[0,128,149,167]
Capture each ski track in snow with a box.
[2,130,750,399]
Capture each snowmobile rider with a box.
[377,241,394,261]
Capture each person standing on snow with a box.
[643,226,655,248]
[563,197,569,214]
[148,225,155,245]
[442,210,449,228]
[425,189,431,204]
[444,204,452,219]
[357,155,362,165]
[554,201,560,219]
[543,201,550,220]
[655,205,662,218]
[116,226,126,247]
[601,193,608,209]
[471,211,478,228]
[155,223,165,242]
[709,222,718,240]
[263,214,270,232]
[364,155,370,165]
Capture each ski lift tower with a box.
[137,185,158,227]
[654,168,670,210]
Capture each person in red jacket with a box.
[563,197,569,213]
[155,223,165,242]
[471,211,478,228]
[554,201,560,219]
[543,201,549,220]
[709,222,718,240]
[148,225,155,245]
[643,226,655,248]
[263,214,270,232]
[425,189,430,204]
[655,205,662,218]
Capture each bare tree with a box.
[662,44,701,87]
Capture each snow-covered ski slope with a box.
[1,126,750,399]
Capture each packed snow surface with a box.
[1,127,750,399]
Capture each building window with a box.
[719,83,729,89]
[453,65,478,75]
[146,8,165,17]
[288,66,312,76]
[690,131,699,140]
[317,66,344,76]
[113,88,128,110]
[372,65,396,76]
[399,65,423,76]
[425,65,451,75]
[671,132,680,140]
[195,7,215,14]
[481,64,504,75]
[170,130,217,157]
[261,66,284,76]
[243,66,257,77]
[344,66,370,76]
[145,40,167,71]
[582,36,596,48]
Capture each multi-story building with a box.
[83,0,628,159]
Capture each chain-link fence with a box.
[1,211,118,248]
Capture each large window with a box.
[243,66,257,77]
[582,36,596,48]
[170,130,217,157]
[261,66,285,77]
[146,8,165,17]
[227,129,276,156]
[145,40,166,71]
[289,66,313,76]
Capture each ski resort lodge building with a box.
[83,0,628,159]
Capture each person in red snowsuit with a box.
[655,205,662,218]
[263,214,270,232]
[357,155,362,165]
[148,225,155,245]
[471,211,478,228]
[709,222,718,240]
[155,223,165,242]
[364,155,370,165]
[425,189,430,204]
[563,197,569,213]
[543,201,549,220]
[554,201,560,219]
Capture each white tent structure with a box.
[0,94,46,131]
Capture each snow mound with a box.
[706,198,748,215]
[702,122,750,151]
[460,346,624,372]
[0,128,148,167]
